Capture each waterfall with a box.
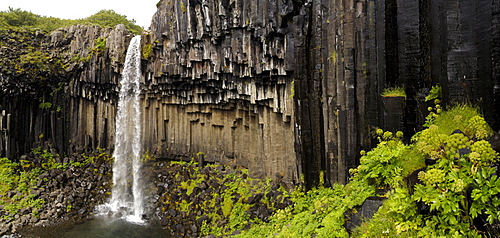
[98,35,144,223]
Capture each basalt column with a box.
[144,0,301,183]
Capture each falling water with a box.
[98,35,144,223]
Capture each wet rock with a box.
[346,196,387,232]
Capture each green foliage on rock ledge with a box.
[0,29,68,95]
[154,159,292,237]
[382,86,407,99]
[352,107,497,237]
[228,104,499,237]
[0,147,113,222]
[0,7,143,34]
[81,10,143,35]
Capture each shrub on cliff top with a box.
[0,8,143,34]
[81,10,143,34]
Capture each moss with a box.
[142,42,153,59]
[180,1,187,13]
[156,0,163,8]
[289,80,295,99]
[382,86,406,99]
[39,102,52,110]
[156,159,291,237]
[423,104,493,139]
[94,37,106,52]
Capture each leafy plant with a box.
[238,183,373,238]
[0,158,18,196]
[233,99,498,237]
[0,158,45,217]
[425,84,442,102]
[142,42,153,59]
[355,104,499,237]
[94,37,107,52]
[350,129,424,189]
[39,102,52,110]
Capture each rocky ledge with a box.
[0,148,295,237]
[0,145,113,236]
[146,159,293,237]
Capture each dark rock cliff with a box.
[0,25,131,158]
[0,0,499,187]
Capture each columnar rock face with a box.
[143,0,500,186]
[142,0,299,181]
[314,0,500,185]
[0,25,131,157]
[0,0,499,187]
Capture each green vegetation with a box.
[0,7,143,34]
[158,159,291,237]
[237,183,371,237]
[142,42,153,59]
[156,0,164,8]
[353,103,497,237]
[180,2,187,14]
[350,129,425,189]
[39,102,52,110]
[82,10,143,34]
[226,96,499,236]
[0,29,69,97]
[0,157,45,218]
[94,37,107,52]
[382,86,407,99]
[425,84,442,102]
[13,48,67,81]
[75,37,109,63]
[0,147,112,219]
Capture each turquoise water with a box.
[18,217,170,238]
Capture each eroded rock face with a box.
[141,0,301,182]
[0,25,131,159]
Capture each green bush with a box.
[0,8,143,34]
[350,131,424,189]
[0,148,112,219]
[0,158,18,196]
[234,101,499,237]
[159,160,290,237]
[237,182,373,237]
[355,104,499,237]
[0,157,44,217]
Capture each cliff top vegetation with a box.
[0,7,143,34]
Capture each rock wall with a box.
[0,0,499,187]
[0,25,131,158]
[305,0,500,185]
[142,0,299,181]
[143,0,500,187]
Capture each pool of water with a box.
[17,217,170,238]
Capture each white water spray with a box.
[98,35,144,223]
